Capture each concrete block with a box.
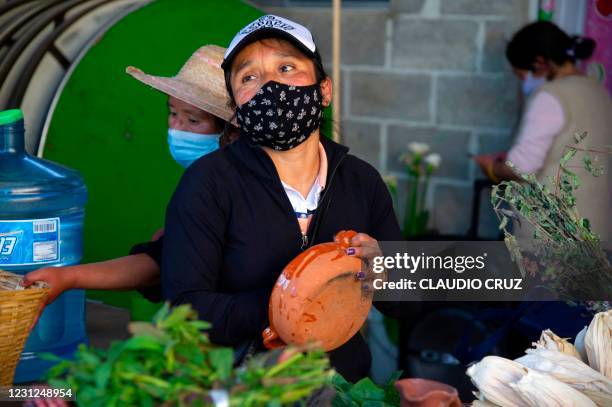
[437,75,519,128]
[341,120,382,169]
[392,19,479,71]
[265,7,386,66]
[482,20,523,73]
[350,71,431,120]
[441,0,525,17]
[431,183,472,235]
[390,0,426,14]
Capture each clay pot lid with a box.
[263,230,372,351]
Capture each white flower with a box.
[407,142,430,156]
[424,153,442,170]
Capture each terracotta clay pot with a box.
[394,379,461,407]
[262,230,372,352]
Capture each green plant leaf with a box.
[95,361,113,389]
[331,373,351,393]
[208,348,233,381]
[123,335,164,352]
[152,302,171,325]
[332,391,357,407]
[383,372,401,405]
[560,149,577,166]
[348,378,385,402]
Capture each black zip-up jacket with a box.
[161,135,402,382]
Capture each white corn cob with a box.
[582,389,612,407]
[509,369,597,407]
[585,310,612,378]
[515,348,612,406]
[534,329,583,360]
[471,399,499,407]
[575,325,588,362]
[466,356,527,406]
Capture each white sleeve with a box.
[507,91,565,174]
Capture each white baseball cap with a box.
[221,15,320,71]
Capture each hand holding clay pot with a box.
[342,232,384,295]
[263,230,372,351]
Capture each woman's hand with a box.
[473,152,507,182]
[151,228,165,241]
[337,233,382,293]
[340,233,382,262]
[22,266,76,305]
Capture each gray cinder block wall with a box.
[255,0,530,236]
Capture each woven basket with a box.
[0,269,49,386]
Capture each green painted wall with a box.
[43,0,263,318]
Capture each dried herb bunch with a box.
[491,132,612,311]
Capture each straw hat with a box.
[126,45,234,122]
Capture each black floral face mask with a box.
[236,81,323,151]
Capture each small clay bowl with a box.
[395,378,461,407]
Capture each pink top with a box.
[507,91,565,174]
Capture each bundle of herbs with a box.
[45,303,334,406]
[491,132,612,311]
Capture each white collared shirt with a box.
[280,142,328,234]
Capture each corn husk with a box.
[582,389,612,407]
[575,325,588,362]
[534,329,582,360]
[585,310,612,378]
[515,348,612,406]
[466,356,527,406]
[0,269,25,290]
[509,369,597,407]
[471,400,498,407]
[0,269,46,290]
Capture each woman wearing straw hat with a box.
[22,45,237,305]
[161,15,402,382]
[128,44,238,167]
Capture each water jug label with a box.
[0,218,60,266]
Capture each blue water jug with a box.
[0,109,88,383]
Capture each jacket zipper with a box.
[253,142,347,251]
[301,154,347,250]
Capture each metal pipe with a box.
[0,0,90,97]
[332,0,341,143]
[7,0,116,108]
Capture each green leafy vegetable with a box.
[46,303,334,406]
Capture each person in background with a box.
[473,21,611,240]
[22,45,237,304]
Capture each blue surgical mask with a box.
[521,71,546,97]
[167,128,220,168]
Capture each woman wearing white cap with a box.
[161,15,402,382]
[22,45,237,305]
